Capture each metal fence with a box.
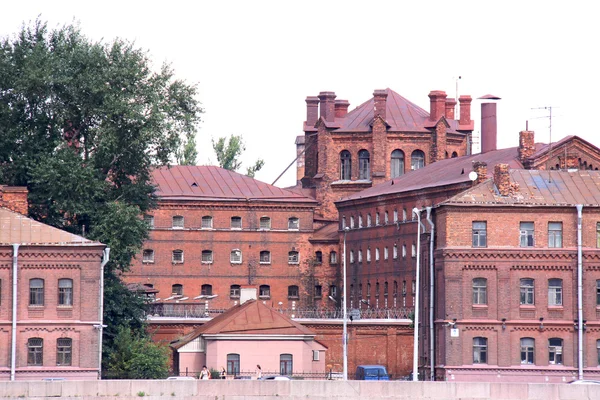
[148,304,413,320]
[172,369,393,381]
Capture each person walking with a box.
[221,367,227,380]
[200,365,211,380]
[256,364,262,379]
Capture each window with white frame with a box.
[472,221,487,247]
[520,222,534,247]
[375,248,380,261]
[358,150,370,180]
[230,216,242,229]
[288,217,299,230]
[548,279,562,306]
[402,208,407,222]
[259,217,271,230]
[411,150,425,170]
[144,214,154,228]
[358,250,362,263]
[330,251,338,264]
[143,249,154,263]
[260,251,271,264]
[411,243,416,258]
[548,338,563,364]
[520,278,534,305]
[548,222,563,248]
[376,213,380,226]
[472,278,487,305]
[358,214,363,228]
[56,338,72,366]
[393,244,398,259]
[391,149,405,178]
[172,249,184,263]
[58,279,73,306]
[288,251,299,264]
[201,250,213,264]
[366,248,371,262]
[473,337,488,364]
[385,211,389,224]
[172,215,184,229]
[230,249,242,264]
[393,209,398,222]
[402,244,406,258]
[384,247,389,260]
[29,279,44,306]
[350,216,355,229]
[367,214,372,227]
[201,215,213,229]
[259,285,271,298]
[520,338,535,364]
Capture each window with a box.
[358,250,362,263]
[597,280,600,305]
[315,285,322,298]
[520,338,535,364]
[350,216,355,229]
[472,278,487,305]
[358,150,370,180]
[143,249,154,263]
[288,217,299,230]
[288,285,299,299]
[342,216,347,229]
[330,251,338,264]
[227,354,240,376]
[375,248,380,261]
[29,279,44,306]
[597,340,600,366]
[260,251,271,264]
[412,280,416,294]
[393,281,398,297]
[597,223,600,248]
[393,244,398,259]
[315,251,323,264]
[366,283,371,297]
[230,285,241,298]
[384,282,389,297]
[58,279,73,306]
[312,350,320,361]
[375,282,380,297]
[288,251,299,264]
[520,222,534,247]
[230,216,242,229]
[548,338,563,365]
[172,215,184,229]
[411,150,425,170]
[472,222,487,247]
[367,214,372,227]
[56,338,72,366]
[27,338,43,366]
[394,209,398,222]
[280,354,293,376]
[330,285,337,298]
[384,211,389,224]
[172,249,184,263]
[358,215,363,228]
[230,249,242,264]
[366,248,371,262]
[202,250,213,264]
[402,244,407,258]
[391,149,405,178]
[473,337,488,364]
[548,279,563,306]
[201,284,213,296]
[403,208,407,222]
[384,247,389,260]
[143,214,154,228]
[350,250,355,263]
[375,213,380,225]
[411,243,416,258]
[259,217,271,230]
[340,150,352,180]
[520,279,535,305]
[259,285,271,298]
[358,284,363,298]
[402,281,407,296]
[548,222,563,248]
[201,216,213,229]
[172,284,183,296]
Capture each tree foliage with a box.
[212,134,264,177]
[0,19,202,374]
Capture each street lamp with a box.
[343,226,349,380]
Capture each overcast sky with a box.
[2,1,598,187]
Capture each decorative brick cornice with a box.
[462,265,497,271]
[157,202,316,211]
[20,263,82,270]
[463,326,496,331]
[16,251,102,260]
[510,264,572,271]
[442,249,576,261]
[22,327,76,333]
[511,326,572,332]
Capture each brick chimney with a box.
[318,92,336,123]
[445,98,457,120]
[305,96,320,129]
[429,90,447,122]
[334,99,350,118]
[0,186,28,215]
[458,95,472,126]
[493,164,511,196]
[518,130,535,164]
[481,103,498,153]
[472,161,488,184]
[373,90,388,120]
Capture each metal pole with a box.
[11,244,19,382]
[576,205,583,380]
[343,227,349,380]
[426,207,435,381]
[412,208,422,381]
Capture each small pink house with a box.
[170,299,327,378]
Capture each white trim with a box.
[202,334,315,340]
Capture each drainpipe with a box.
[426,207,435,381]
[11,244,19,382]
[412,208,422,381]
[576,205,583,380]
[98,248,110,380]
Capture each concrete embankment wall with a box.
[0,380,599,400]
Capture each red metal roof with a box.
[0,208,101,245]
[152,166,317,203]
[310,222,339,242]
[443,169,600,207]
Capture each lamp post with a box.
[343,226,349,380]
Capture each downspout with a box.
[426,207,435,381]
[98,248,110,380]
[576,205,583,380]
[412,208,422,381]
[11,244,19,382]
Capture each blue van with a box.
[355,365,389,380]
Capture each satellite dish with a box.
[468,171,478,181]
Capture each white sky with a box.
[2,1,598,187]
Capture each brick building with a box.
[0,189,107,381]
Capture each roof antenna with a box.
[531,106,556,183]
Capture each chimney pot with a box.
[429,90,447,122]
[481,102,498,153]
[445,98,457,120]
[305,96,320,130]
[458,95,473,127]
[318,91,336,122]
[518,130,535,165]
[472,161,488,184]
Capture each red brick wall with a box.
[0,186,28,215]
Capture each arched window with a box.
[260,250,271,264]
[230,216,242,229]
[57,338,72,366]
[288,217,300,230]
[393,281,398,297]
[520,338,535,364]
[288,285,299,299]
[315,251,323,264]
[172,249,184,263]
[384,282,389,297]
[227,354,240,376]
[58,279,73,306]
[201,284,212,296]
[391,149,405,178]
[451,151,458,158]
[230,249,242,264]
[29,279,44,306]
[340,150,352,180]
[358,150,370,180]
[230,285,241,298]
[329,251,338,264]
[375,282,380,297]
[259,216,271,230]
[143,249,154,263]
[473,337,488,364]
[411,150,425,170]
[27,338,43,366]
[280,354,293,376]
[201,215,213,229]
[367,214,372,227]
[366,282,371,297]
[171,284,183,296]
[259,285,271,298]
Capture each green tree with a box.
[177,134,198,165]
[212,134,264,177]
[0,19,202,375]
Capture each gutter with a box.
[412,208,422,381]
[576,205,583,380]
[426,207,435,381]
[10,244,19,382]
[97,248,110,380]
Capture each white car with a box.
[569,380,600,385]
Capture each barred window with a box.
[201,284,212,296]
[260,251,271,264]
[288,251,299,264]
[230,216,242,229]
[259,217,271,230]
[28,338,43,366]
[172,249,184,263]
[288,217,299,230]
[230,249,242,264]
[56,338,72,366]
[201,250,213,264]
[172,284,183,296]
[259,285,271,298]
[143,249,154,263]
[201,216,213,229]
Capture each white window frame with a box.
[288,251,299,264]
[259,217,271,230]
[172,249,184,264]
[143,249,154,263]
[260,251,271,264]
[230,249,242,264]
[288,217,300,231]
[201,250,213,264]
[201,216,213,229]
[230,216,242,230]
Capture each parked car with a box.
[569,380,600,385]
[166,376,196,380]
[260,376,291,381]
[355,365,389,380]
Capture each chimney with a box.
[472,161,488,184]
[334,99,350,118]
[305,96,320,129]
[493,163,511,196]
[458,95,472,126]
[373,90,388,120]
[429,90,447,122]
[445,98,457,120]
[0,186,28,215]
[518,130,535,164]
[318,91,336,122]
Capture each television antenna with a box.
[531,106,558,181]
